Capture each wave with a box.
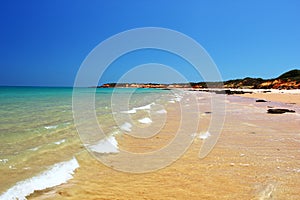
[0,158,9,164]
[120,103,155,114]
[138,117,152,124]
[54,139,66,145]
[44,125,58,130]
[89,135,119,154]
[133,103,155,110]
[0,157,79,200]
[174,97,182,102]
[156,109,167,114]
[120,122,132,132]
[120,109,136,114]
[29,146,40,151]
[198,131,211,140]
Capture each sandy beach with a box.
[236,90,300,105]
[26,90,300,200]
[2,1,300,199]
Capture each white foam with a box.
[9,165,16,169]
[120,122,132,132]
[134,103,154,110]
[0,157,79,200]
[156,109,167,114]
[29,146,40,151]
[44,125,58,130]
[0,158,8,164]
[199,131,211,140]
[174,97,182,102]
[120,103,155,114]
[168,100,175,103]
[138,117,152,124]
[54,139,66,145]
[120,109,136,114]
[89,136,119,154]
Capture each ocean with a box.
[0,86,175,199]
[1,87,300,199]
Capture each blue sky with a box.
[0,0,300,86]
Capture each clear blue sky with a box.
[1,0,300,86]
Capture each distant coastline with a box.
[97,69,300,90]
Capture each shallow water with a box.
[1,87,300,199]
[0,87,173,199]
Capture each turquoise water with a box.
[0,86,172,199]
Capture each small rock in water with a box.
[267,108,295,114]
[256,99,267,102]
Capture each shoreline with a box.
[188,88,300,105]
[26,90,300,199]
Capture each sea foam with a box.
[156,109,167,114]
[0,157,79,200]
[120,122,132,132]
[120,103,154,114]
[120,109,136,114]
[54,139,66,145]
[134,103,154,110]
[89,135,119,154]
[138,117,152,124]
[29,146,40,151]
[44,125,58,130]
[199,131,211,140]
[0,158,8,164]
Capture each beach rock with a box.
[267,108,296,114]
[256,99,267,102]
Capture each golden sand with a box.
[237,92,300,105]
[29,93,300,200]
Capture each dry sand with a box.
[29,92,300,200]
[237,91,300,105]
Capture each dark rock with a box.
[256,99,267,102]
[267,108,296,114]
[214,90,251,95]
[214,90,227,94]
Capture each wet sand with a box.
[29,92,300,200]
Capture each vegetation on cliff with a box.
[99,69,300,89]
